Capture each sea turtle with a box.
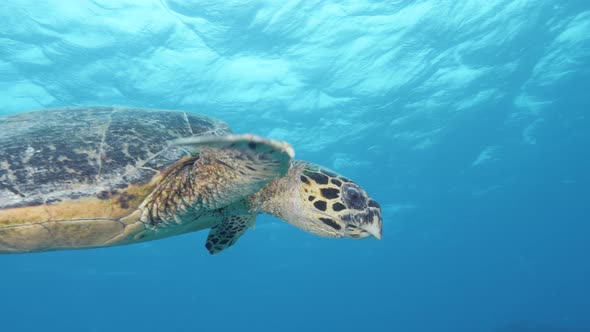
[0,107,382,255]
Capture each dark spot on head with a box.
[359,210,375,224]
[304,170,329,185]
[342,214,352,222]
[206,242,212,250]
[308,195,315,201]
[211,238,219,244]
[220,239,229,245]
[332,202,346,211]
[331,179,342,187]
[96,191,110,200]
[319,217,341,230]
[300,175,310,184]
[313,200,327,211]
[368,200,381,209]
[321,188,340,199]
[116,183,129,189]
[248,142,257,150]
[350,234,360,238]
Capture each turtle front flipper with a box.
[205,213,256,255]
[171,134,294,211]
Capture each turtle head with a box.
[252,161,383,240]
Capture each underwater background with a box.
[1,1,589,331]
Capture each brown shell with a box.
[0,106,232,215]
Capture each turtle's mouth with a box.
[341,206,383,240]
[362,221,382,240]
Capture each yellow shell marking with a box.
[0,180,158,226]
[0,179,161,253]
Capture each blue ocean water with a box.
[1,1,589,331]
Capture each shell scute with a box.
[0,107,232,219]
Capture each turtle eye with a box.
[342,184,367,210]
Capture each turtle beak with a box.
[360,221,382,240]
